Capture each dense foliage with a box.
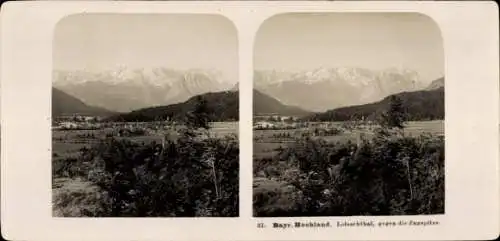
[306,87,444,122]
[53,130,239,217]
[253,132,444,217]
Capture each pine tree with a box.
[380,95,407,130]
[186,95,211,130]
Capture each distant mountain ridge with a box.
[107,88,311,122]
[253,89,311,117]
[107,90,239,122]
[231,83,239,91]
[425,77,444,90]
[52,87,115,117]
[254,67,428,112]
[305,78,445,122]
[53,67,235,112]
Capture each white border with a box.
[1,1,499,241]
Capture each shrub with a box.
[53,157,80,178]
[253,178,304,217]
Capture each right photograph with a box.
[253,13,444,217]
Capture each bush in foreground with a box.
[53,132,239,217]
[253,133,444,217]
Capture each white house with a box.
[59,121,78,129]
[254,121,275,129]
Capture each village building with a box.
[254,121,275,129]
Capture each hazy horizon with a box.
[254,13,444,83]
[53,13,239,83]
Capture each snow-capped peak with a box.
[255,66,422,88]
[53,66,232,88]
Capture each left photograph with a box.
[51,14,239,217]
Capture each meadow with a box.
[52,121,239,217]
[53,122,238,156]
[253,120,445,217]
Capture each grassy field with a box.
[52,121,239,217]
[53,122,238,155]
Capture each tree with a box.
[186,96,211,130]
[379,95,407,130]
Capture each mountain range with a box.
[105,88,312,122]
[53,76,443,123]
[52,87,115,117]
[53,67,234,112]
[425,77,445,91]
[54,67,433,114]
[253,90,310,117]
[106,90,239,122]
[54,67,429,113]
[51,66,444,123]
[305,77,445,122]
[254,67,426,112]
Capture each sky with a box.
[53,13,238,83]
[254,13,444,83]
